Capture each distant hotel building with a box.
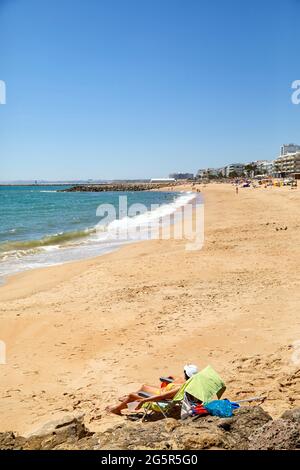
[251,160,274,176]
[196,169,207,179]
[224,163,245,177]
[274,152,300,178]
[280,143,300,156]
[197,165,245,178]
[196,168,221,179]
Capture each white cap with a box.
[184,364,198,378]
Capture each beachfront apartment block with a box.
[259,160,274,175]
[196,168,222,179]
[196,160,275,179]
[273,152,300,177]
[196,165,245,179]
[224,163,245,177]
[195,145,300,180]
[252,160,274,176]
[196,169,207,178]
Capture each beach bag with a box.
[203,399,239,418]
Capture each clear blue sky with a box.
[0,0,299,180]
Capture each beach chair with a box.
[124,391,179,421]
[127,365,226,421]
[140,397,178,421]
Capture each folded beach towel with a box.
[174,365,225,403]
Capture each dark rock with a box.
[97,406,272,450]
[60,183,176,193]
[0,416,95,450]
[97,419,179,450]
[26,414,87,438]
[281,408,300,423]
[172,417,233,450]
[24,414,93,450]
[0,432,26,450]
[215,406,272,449]
[248,418,300,450]
[1,407,299,450]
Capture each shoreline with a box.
[0,183,299,435]
[0,188,188,284]
[0,187,196,295]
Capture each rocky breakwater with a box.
[1,406,299,450]
[60,183,177,192]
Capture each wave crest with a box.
[0,227,95,256]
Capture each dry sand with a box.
[0,183,299,435]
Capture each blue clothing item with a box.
[203,399,240,418]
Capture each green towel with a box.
[174,365,225,403]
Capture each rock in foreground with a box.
[0,407,299,451]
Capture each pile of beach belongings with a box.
[191,399,240,418]
[175,366,240,419]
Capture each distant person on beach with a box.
[107,364,198,415]
[236,186,239,195]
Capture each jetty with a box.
[60,182,177,192]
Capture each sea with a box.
[0,185,195,281]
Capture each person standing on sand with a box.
[107,364,198,415]
[236,186,239,195]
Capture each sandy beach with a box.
[0,183,299,436]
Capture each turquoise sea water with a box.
[0,185,187,279]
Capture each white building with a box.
[224,163,245,177]
[196,169,207,179]
[253,160,274,176]
[196,168,221,179]
[274,152,300,177]
[203,168,220,177]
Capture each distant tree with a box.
[244,164,256,177]
[229,171,238,178]
[208,173,222,180]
